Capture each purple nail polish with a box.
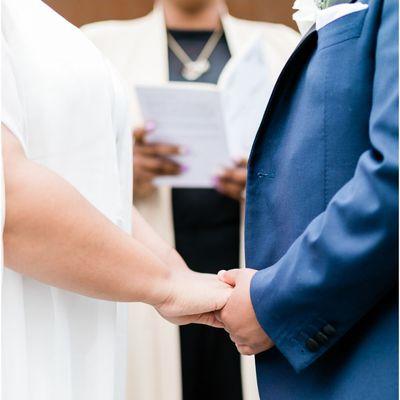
[181,165,189,173]
[145,121,156,132]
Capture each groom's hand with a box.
[217,269,274,355]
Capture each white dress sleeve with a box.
[106,59,133,232]
[1,35,27,151]
[103,60,133,400]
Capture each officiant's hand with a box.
[155,270,233,327]
[133,123,184,198]
[214,158,247,201]
[216,268,274,355]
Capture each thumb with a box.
[133,126,146,141]
[218,269,241,286]
[133,121,155,142]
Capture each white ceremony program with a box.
[135,36,272,188]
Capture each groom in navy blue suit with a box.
[218,0,398,398]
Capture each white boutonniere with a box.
[293,0,369,35]
[292,0,319,35]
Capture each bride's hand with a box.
[155,270,233,327]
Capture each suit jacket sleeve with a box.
[250,0,398,372]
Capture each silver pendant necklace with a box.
[168,29,223,81]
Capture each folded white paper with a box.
[135,37,272,188]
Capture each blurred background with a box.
[43,0,295,28]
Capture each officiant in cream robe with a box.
[83,5,298,400]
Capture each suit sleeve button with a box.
[315,331,329,345]
[305,338,320,352]
[322,324,336,336]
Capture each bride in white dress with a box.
[1,0,231,399]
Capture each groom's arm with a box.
[248,0,398,371]
[219,0,398,370]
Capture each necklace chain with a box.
[168,30,223,80]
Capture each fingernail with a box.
[181,165,189,173]
[145,121,156,131]
[212,177,220,186]
[217,270,226,280]
[214,168,225,177]
[178,146,189,155]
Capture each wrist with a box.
[166,248,189,272]
[143,266,174,307]
[146,251,188,309]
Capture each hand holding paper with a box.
[135,37,272,188]
[133,123,184,197]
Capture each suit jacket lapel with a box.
[295,24,317,50]
[256,0,357,136]
[248,28,319,161]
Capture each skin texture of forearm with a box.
[2,125,171,304]
[131,206,189,271]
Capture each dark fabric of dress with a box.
[168,29,243,400]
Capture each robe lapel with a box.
[222,13,263,57]
[128,5,169,85]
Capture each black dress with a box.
[168,29,243,400]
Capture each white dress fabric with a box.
[1,0,132,399]
[0,103,4,398]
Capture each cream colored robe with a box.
[82,7,299,400]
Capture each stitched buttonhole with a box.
[257,171,275,179]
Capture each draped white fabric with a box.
[0,110,4,400]
[1,0,133,399]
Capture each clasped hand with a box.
[154,268,273,356]
[216,268,274,356]
[155,269,232,328]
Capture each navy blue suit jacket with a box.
[246,0,398,398]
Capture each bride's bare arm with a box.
[2,125,231,325]
[2,124,171,304]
